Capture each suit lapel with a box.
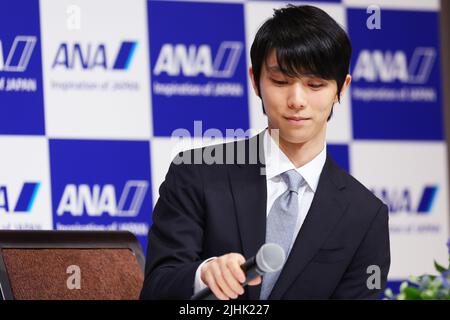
[227,133,267,300]
[269,155,350,299]
[227,134,350,300]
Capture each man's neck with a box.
[268,128,326,168]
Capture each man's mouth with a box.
[284,116,310,124]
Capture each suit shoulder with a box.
[329,158,385,211]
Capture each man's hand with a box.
[200,253,262,300]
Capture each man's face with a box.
[251,50,347,147]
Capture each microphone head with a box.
[255,243,285,273]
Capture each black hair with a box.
[250,4,352,120]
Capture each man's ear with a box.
[334,74,352,103]
[249,66,260,97]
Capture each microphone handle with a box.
[191,288,218,300]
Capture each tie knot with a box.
[281,169,304,193]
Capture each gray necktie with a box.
[260,169,304,300]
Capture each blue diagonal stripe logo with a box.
[416,186,438,214]
[14,182,40,212]
[112,41,137,70]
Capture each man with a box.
[140,4,390,300]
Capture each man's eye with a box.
[309,83,323,89]
[271,78,288,85]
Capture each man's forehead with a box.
[264,52,283,73]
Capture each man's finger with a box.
[211,262,237,299]
[228,258,246,284]
[204,270,229,300]
[221,265,244,297]
[247,276,262,286]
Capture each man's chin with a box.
[278,132,309,146]
[268,127,312,145]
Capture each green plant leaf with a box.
[397,293,406,300]
[420,289,437,300]
[400,281,409,291]
[402,287,422,300]
[434,260,447,273]
[384,288,394,299]
[430,277,443,290]
[408,276,419,285]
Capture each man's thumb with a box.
[247,276,262,286]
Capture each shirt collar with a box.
[263,129,326,192]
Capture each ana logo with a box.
[153,41,242,78]
[52,41,137,70]
[353,47,435,84]
[57,180,148,217]
[372,185,438,214]
[0,182,41,213]
[0,36,36,72]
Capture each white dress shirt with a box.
[193,130,327,294]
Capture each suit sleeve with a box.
[331,203,391,299]
[140,156,206,300]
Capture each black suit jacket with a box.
[140,133,390,300]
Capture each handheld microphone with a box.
[191,243,285,300]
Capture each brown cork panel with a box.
[2,248,144,300]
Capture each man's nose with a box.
[287,83,307,109]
